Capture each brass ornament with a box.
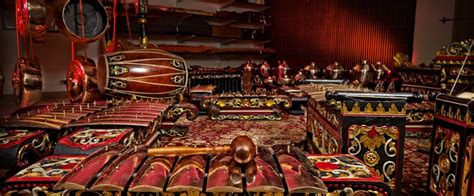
[438,154,450,174]
[363,150,380,167]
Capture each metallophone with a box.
[0,99,198,192]
[299,83,423,195]
[200,93,292,121]
[0,101,108,180]
[189,66,243,94]
[49,137,327,195]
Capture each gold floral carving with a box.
[438,154,450,174]
[364,150,380,167]
[348,125,399,183]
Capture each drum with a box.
[54,0,108,43]
[97,49,188,99]
[66,56,102,103]
[16,0,47,41]
[12,57,42,107]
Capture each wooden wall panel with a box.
[270,0,417,70]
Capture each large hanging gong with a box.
[55,0,108,43]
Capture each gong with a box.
[55,0,108,43]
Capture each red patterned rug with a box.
[161,115,307,147]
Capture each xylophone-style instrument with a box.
[189,66,242,93]
[52,144,327,195]
[0,101,108,130]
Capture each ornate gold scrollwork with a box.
[348,125,399,183]
[110,65,129,76]
[430,126,459,195]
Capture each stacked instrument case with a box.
[427,94,474,195]
[302,84,422,195]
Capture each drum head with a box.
[62,0,107,42]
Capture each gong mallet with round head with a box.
[147,135,257,164]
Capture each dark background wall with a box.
[453,0,474,41]
[269,0,417,69]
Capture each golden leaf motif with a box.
[365,103,373,113]
[342,103,349,113]
[352,102,361,113]
[265,100,276,107]
[388,103,400,114]
[217,100,226,107]
[382,126,399,139]
[376,103,385,113]
[348,125,362,138]
[360,132,386,150]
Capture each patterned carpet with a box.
[163,115,431,195]
[161,115,307,147]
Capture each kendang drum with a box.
[66,56,102,103]
[11,57,42,107]
[54,0,108,43]
[16,0,48,41]
[97,49,188,100]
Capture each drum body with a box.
[97,49,188,99]
[54,0,108,43]
[17,0,47,41]
[12,58,42,107]
[66,56,102,103]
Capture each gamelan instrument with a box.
[54,0,108,43]
[12,57,42,107]
[189,66,242,93]
[14,0,44,107]
[16,0,48,42]
[97,49,188,99]
[52,144,327,194]
[65,99,171,129]
[0,101,108,130]
[147,135,257,164]
[66,56,102,103]
[326,91,423,102]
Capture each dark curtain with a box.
[269,0,417,70]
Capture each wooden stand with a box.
[427,94,474,195]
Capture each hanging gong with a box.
[66,56,102,103]
[12,57,43,107]
[55,0,108,43]
[16,0,48,42]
